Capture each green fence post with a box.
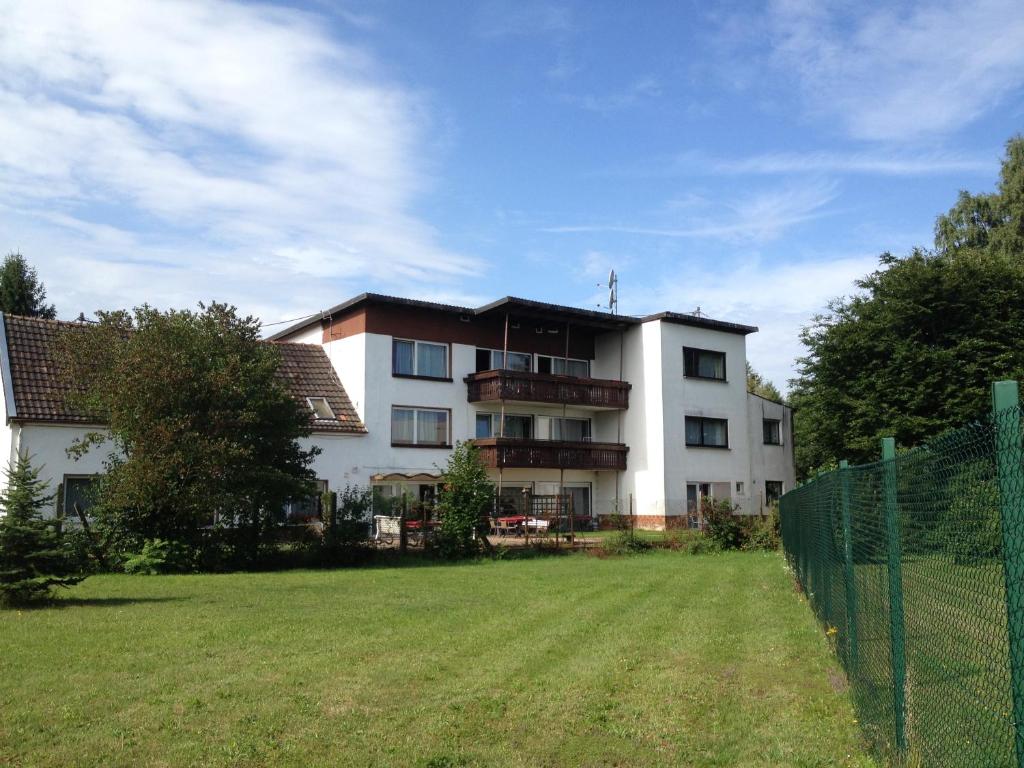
[881,436,908,755]
[993,380,1024,767]
[839,459,858,675]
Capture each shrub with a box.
[123,538,195,575]
[0,454,87,605]
[336,485,373,547]
[703,497,747,550]
[601,530,653,556]
[435,442,494,559]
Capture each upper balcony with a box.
[464,370,630,410]
[471,437,628,471]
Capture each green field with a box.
[0,551,875,767]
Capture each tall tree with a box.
[57,303,318,561]
[746,362,783,402]
[0,253,56,319]
[0,453,86,605]
[790,136,1024,476]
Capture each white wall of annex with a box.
[746,393,796,513]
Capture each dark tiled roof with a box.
[0,314,366,434]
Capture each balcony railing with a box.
[471,438,628,471]
[465,370,630,409]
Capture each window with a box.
[685,416,728,447]
[391,406,450,446]
[735,481,745,495]
[765,481,784,505]
[307,397,335,420]
[393,339,449,379]
[550,417,591,442]
[475,413,533,439]
[281,479,329,524]
[475,348,532,373]
[536,355,590,378]
[62,476,96,520]
[683,347,726,380]
[763,418,781,445]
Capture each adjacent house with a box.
[270,293,796,529]
[0,293,795,530]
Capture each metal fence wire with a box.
[780,381,1024,767]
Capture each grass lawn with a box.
[0,551,875,768]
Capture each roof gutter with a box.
[0,313,17,423]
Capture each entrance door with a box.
[686,482,712,529]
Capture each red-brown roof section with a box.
[0,314,366,434]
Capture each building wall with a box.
[746,393,796,513]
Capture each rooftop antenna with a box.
[596,269,618,314]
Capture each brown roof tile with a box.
[1,314,366,434]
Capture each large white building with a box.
[0,294,794,530]
[270,294,795,529]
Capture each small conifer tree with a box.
[0,454,85,606]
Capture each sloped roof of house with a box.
[0,313,366,434]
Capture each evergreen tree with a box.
[746,362,783,402]
[0,253,56,319]
[0,454,85,606]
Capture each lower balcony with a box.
[471,437,628,471]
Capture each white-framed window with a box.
[281,479,329,524]
[683,347,726,380]
[536,355,590,378]
[475,413,533,439]
[475,348,532,373]
[685,416,728,448]
[391,406,451,446]
[763,418,781,445]
[393,339,449,379]
[307,397,335,420]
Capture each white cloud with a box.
[765,0,1024,141]
[626,252,881,392]
[543,179,838,243]
[709,150,996,176]
[559,77,662,113]
[0,0,477,321]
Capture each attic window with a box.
[307,397,335,420]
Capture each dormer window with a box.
[307,397,335,420]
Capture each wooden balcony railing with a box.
[471,438,628,471]
[465,370,630,409]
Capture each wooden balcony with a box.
[464,370,630,409]
[471,438,628,471]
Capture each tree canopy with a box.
[58,303,318,562]
[790,136,1024,476]
[746,362,783,402]
[0,253,56,319]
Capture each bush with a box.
[435,442,494,559]
[601,530,653,556]
[0,454,87,605]
[123,538,195,574]
[703,498,747,550]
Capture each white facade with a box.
[275,296,797,529]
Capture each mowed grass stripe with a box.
[0,552,875,768]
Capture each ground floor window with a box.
[372,482,440,515]
[765,481,784,505]
[281,479,328,524]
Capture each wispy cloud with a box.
[474,0,572,38]
[763,0,1024,141]
[709,150,996,176]
[0,0,476,320]
[543,180,839,244]
[623,252,882,392]
[559,77,661,113]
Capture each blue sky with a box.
[1,0,1022,390]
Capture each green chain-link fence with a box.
[781,381,1024,767]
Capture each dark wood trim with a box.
[471,437,628,471]
[392,373,454,383]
